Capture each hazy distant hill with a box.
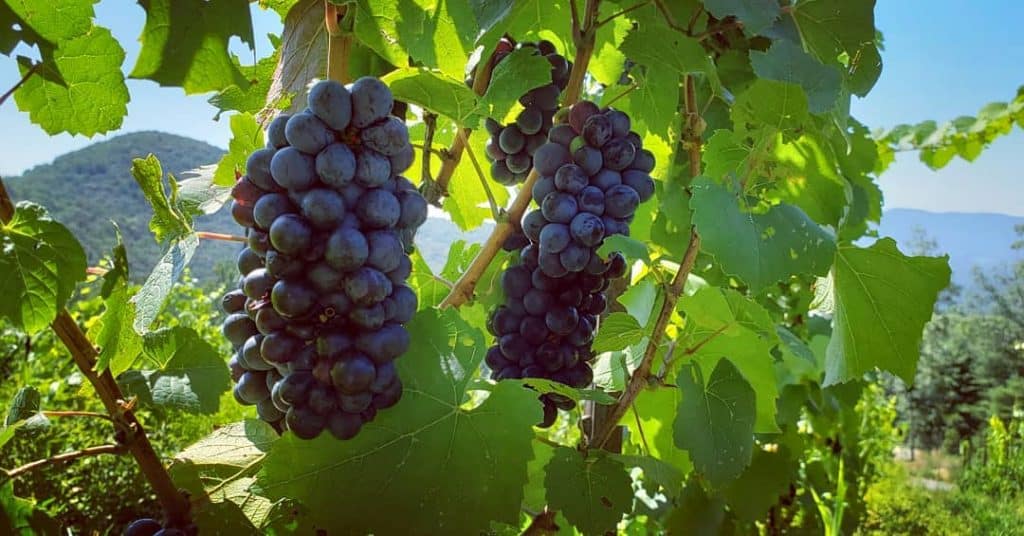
[4,132,240,282]
[877,208,1024,288]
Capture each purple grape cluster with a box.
[222,77,426,441]
[486,101,656,426]
[123,518,193,536]
[472,37,572,185]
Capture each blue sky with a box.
[0,1,1021,215]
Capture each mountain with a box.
[4,131,240,282]
[877,208,1024,288]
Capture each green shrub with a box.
[860,467,958,536]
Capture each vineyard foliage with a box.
[3,0,1021,533]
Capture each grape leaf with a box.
[614,67,680,143]
[731,79,810,140]
[626,387,692,476]
[130,234,200,333]
[209,50,285,119]
[597,235,650,265]
[214,113,264,187]
[131,155,193,244]
[544,447,634,535]
[131,0,255,93]
[257,309,542,535]
[4,386,40,427]
[612,453,685,499]
[620,25,716,86]
[382,68,481,126]
[0,203,86,334]
[480,48,552,122]
[674,358,755,487]
[666,479,728,533]
[690,178,836,293]
[702,130,751,182]
[770,132,849,227]
[472,0,573,54]
[13,27,128,136]
[174,420,277,467]
[704,0,780,35]
[723,448,797,522]
[590,11,632,86]
[825,239,951,385]
[354,0,476,80]
[592,312,644,354]
[788,0,880,96]
[120,327,230,414]
[441,128,510,230]
[90,227,143,373]
[751,40,842,114]
[0,481,58,536]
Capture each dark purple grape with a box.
[308,79,352,131]
[269,214,312,255]
[541,192,578,224]
[350,76,394,128]
[361,116,409,156]
[582,114,613,148]
[533,143,572,175]
[522,209,547,242]
[568,101,600,133]
[622,170,655,203]
[545,306,579,335]
[601,139,637,170]
[328,412,363,440]
[573,145,603,175]
[356,189,400,228]
[559,243,591,272]
[232,201,256,227]
[246,148,278,191]
[316,143,357,187]
[222,290,247,314]
[539,223,571,254]
[355,323,410,363]
[516,106,544,135]
[286,406,326,439]
[605,185,641,218]
[354,149,392,188]
[506,151,532,174]
[325,227,369,271]
[554,164,588,194]
[570,212,605,247]
[605,109,631,138]
[271,279,317,318]
[285,112,334,155]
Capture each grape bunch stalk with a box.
[487,101,656,427]
[222,77,427,440]
[470,37,572,185]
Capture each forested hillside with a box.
[5,132,239,281]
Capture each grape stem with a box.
[324,1,354,83]
[438,0,601,308]
[591,74,705,452]
[195,231,247,243]
[3,444,127,479]
[0,62,40,107]
[457,128,502,221]
[522,509,560,535]
[596,0,651,28]
[0,178,193,526]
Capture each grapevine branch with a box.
[42,410,114,422]
[0,178,192,526]
[592,74,704,451]
[439,0,602,308]
[195,231,246,243]
[3,444,126,479]
[0,62,40,107]
[324,1,353,83]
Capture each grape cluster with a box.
[123,518,192,536]
[222,77,426,441]
[486,101,655,426]
[472,37,572,185]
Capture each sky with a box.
[0,1,1021,215]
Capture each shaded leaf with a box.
[544,447,633,535]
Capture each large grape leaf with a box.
[769,132,849,227]
[788,0,881,96]
[723,448,797,522]
[130,234,200,333]
[750,40,842,114]
[702,130,751,182]
[257,309,542,535]
[0,481,58,536]
[824,239,950,385]
[209,50,285,119]
[480,48,552,122]
[0,203,86,334]
[13,26,128,136]
[626,387,692,477]
[704,0,780,35]
[382,68,481,126]
[440,128,510,230]
[131,155,193,244]
[666,479,728,534]
[690,178,836,293]
[354,0,476,80]
[131,0,254,93]
[612,67,680,143]
[471,0,573,53]
[213,113,264,187]
[674,359,755,487]
[731,79,810,140]
[119,327,230,414]
[592,313,644,354]
[544,447,634,536]
[89,228,143,373]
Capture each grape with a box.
[554,164,588,194]
[516,106,544,135]
[390,144,415,174]
[286,406,326,439]
[265,250,303,279]
[344,267,392,305]
[270,147,317,191]
[485,138,505,161]
[532,83,562,111]
[541,192,578,224]
[285,112,334,155]
[499,126,526,154]
[271,279,317,318]
[243,268,275,299]
[350,76,394,128]
[366,230,404,272]
[231,176,266,206]
[523,289,554,316]
[491,306,522,336]
[397,190,428,229]
[570,212,605,247]
[387,255,413,284]
[519,315,550,345]
[573,145,603,175]
[356,323,410,363]
[559,244,591,272]
[362,117,409,156]
[308,79,352,131]
[631,149,655,172]
[622,170,655,202]
[522,209,547,242]
[506,151,532,174]
[533,143,572,175]
[601,139,636,170]
[246,148,278,191]
[253,193,295,230]
[257,397,285,422]
[532,176,557,205]
[340,391,372,413]
[242,336,274,371]
[503,232,531,252]
[222,290,247,314]
[539,252,569,278]
[299,188,345,230]
[545,306,579,335]
[308,262,345,293]
[576,186,605,215]
[582,114,613,148]
[350,304,386,330]
[499,334,532,361]
[269,214,312,255]
[354,149,392,187]
[569,101,600,132]
[255,308,288,336]
[125,518,163,536]
[316,143,357,187]
[231,201,255,227]
[549,124,575,146]
[330,355,376,394]
[389,285,417,323]
[490,160,515,185]
[525,133,547,154]
[236,371,271,404]
[606,252,628,278]
[602,216,630,237]
[539,223,571,254]
[605,110,631,138]
[237,248,264,275]
[591,168,621,191]
[502,264,533,299]
[605,185,641,218]
[356,189,400,228]
[328,412,363,440]
[485,346,510,370]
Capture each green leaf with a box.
[382,68,481,125]
[174,419,277,467]
[626,387,692,476]
[130,234,200,333]
[214,113,265,187]
[690,178,836,292]
[472,0,573,54]
[750,40,842,114]
[611,67,681,143]
[0,203,86,334]
[666,479,728,534]
[702,130,750,182]
[723,448,797,522]
[704,0,780,34]
[90,227,143,373]
[480,48,552,122]
[674,358,755,487]
[598,235,649,265]
[789,0,880,96]
[731,79,810,140]
[354,0,476,80]
[612,453,685,499]
[825,239,951,384]
[209,50,286,119]
[131,155,193,244]
[121,327,230,414]
[592,313,644,354]
[13,27,128,136]
[620,25,715,84]
[4,386,40,427]
[770,132,849,226]
[257,309,542,535]
[131,0,255,93]
[544,447,634,535]
[0,481,58,535]
[440,128,510,230]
